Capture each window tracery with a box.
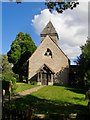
[44,48,52,58]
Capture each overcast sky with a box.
[32,0,89,63]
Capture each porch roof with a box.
[36,64,55,74]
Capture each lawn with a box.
[11,85,89,118]
[14,82,38,93]
[32,85,87,106]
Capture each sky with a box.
[1,0,89,64]
[2,2,47,53]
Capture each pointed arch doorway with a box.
[37,64,55,85]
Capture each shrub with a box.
[84,70,90,89]
[2,74,17,94]
[31,81,37,85]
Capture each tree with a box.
[1,55,16,80]
[45,0,79,13]
[76,38,90,88]
[7,32,37,82]
[1,55,17,93]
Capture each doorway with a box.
[37,64,54,85]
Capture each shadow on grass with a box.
[64,85,86,94]
[10,94,90,120]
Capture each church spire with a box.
[40,21,59,44]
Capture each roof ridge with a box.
[47,35,69,60]
[37,63,55,73]
[41,21,58,35]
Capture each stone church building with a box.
[28,21,70,85]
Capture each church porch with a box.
[37,64,55,85]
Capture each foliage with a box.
[1,55,17,93]
[84,70,90,87]
[30,81,37,85]
[7,32,37,81]
[86,89,90,101]
[76,39,90,88]
[2,55,15,79]
[45,0,79,13]
[7,40,21,64]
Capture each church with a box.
[28,21,70,85]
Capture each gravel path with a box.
[11,85,45,100]
[18,85,45,95]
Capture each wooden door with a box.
[42,73,48,85]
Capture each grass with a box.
[32,86,87,106]
[14,82,38,93]
[11,85,89,117]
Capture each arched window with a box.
[44,48,52,58]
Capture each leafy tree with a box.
[1,55,17,93]
[45,0,79,13]
[7,32,37,82]
[7,40,21,64]
[2,55,16,80]
[76,38,90,88]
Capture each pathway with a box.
[11,85,45,100]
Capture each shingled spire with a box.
[40,21,59,44]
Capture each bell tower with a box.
[40,21,59,44]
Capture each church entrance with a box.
[42,73,52,85]
[37,64,55,85]
[42,73,47,85]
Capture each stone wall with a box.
[28,35,69,85]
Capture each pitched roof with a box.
[47,35,69,60]
[37,64,55,74]
[41,21,58,37]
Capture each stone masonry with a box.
[28,21,70,85]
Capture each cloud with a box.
[32,2,88,64]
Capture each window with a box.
[44,48,52,58]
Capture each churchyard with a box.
[2,83,90,120]
[1,1,90,119]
